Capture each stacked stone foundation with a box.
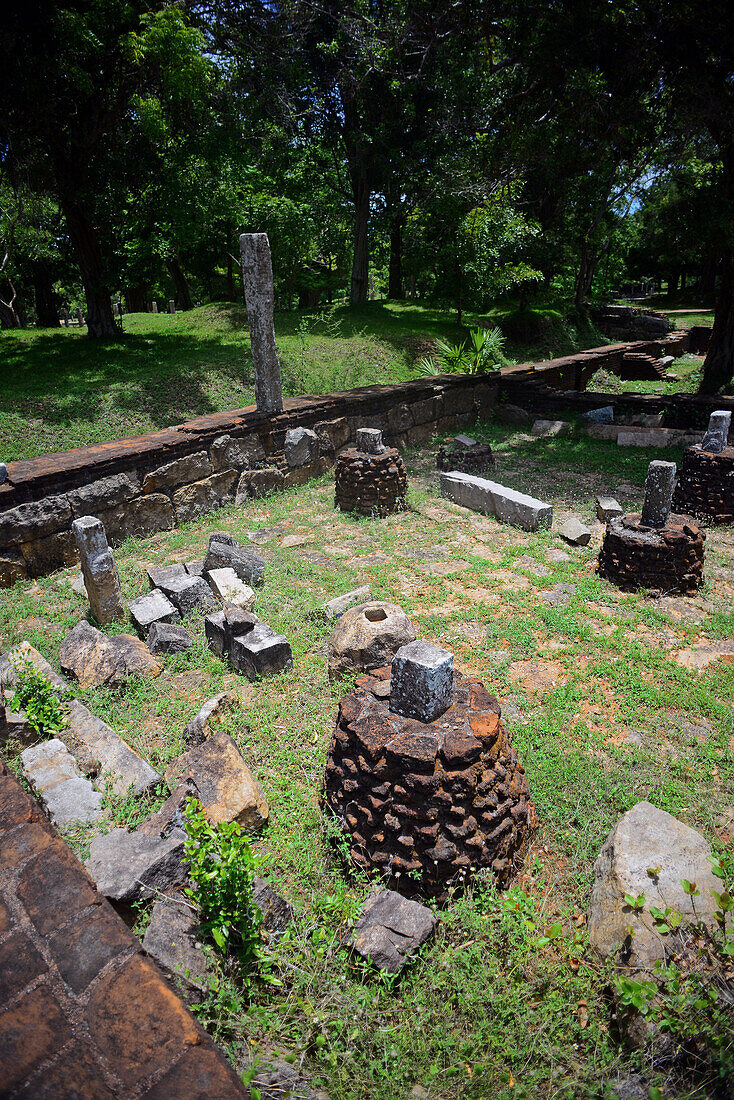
[672,446,734,523]
[598,514,705,595]
[334,447,407,517]
[322,667,536,895]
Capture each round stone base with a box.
[322,667,536,895]
[598,513,705,595]
[672,445,734,523]
[334,447,407,517]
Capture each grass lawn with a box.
[1,422,732,1099]
[0,301,607,462]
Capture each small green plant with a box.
[11,655,71,737]
[417,326,510,376]
[184,798,263,981]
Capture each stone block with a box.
[314,417,350,452]
[531,419,571,437]
[146,621,193,655]
[0,550,27,587]
[285,426,320,467]
[641,460,676,527]
[210,432,265,472]
[100,493,175,544]
[142,451,211,493]
[17,844,99,935]
[165,730,268,829]
[312,585,372,622]
[230,622,293,681]
[21,739,103,826]
[495,403,531,426]
[349,888,437,974]
[253,878,294,934]
[184,691,237,746]
[129,588,180,634]
[203,534,265,586]
[617,427,699,448]
[158,572,219,617]
[204,610,227,658]
[205,566,255,608]
[185,559,205,576]
[20,530,78,577]
[0,494,71,547]
[85,828,187,903]
[67,698,161,796]
[146,563,186,588]
[172,469,238,524]
[68,472,141,517]
[440,471,553,531]
[235,466,285,503]
[60,620,163,689]
[596,495,623,522]
[586,423,620,441]
[142,893,213,1001]
[701,409,731,453]
[391,640,454,723]
[328,602,416,678]
[356,427,385,454]
[580,406,614,425]
[454,433,478,448]
[560,517,592,546]
[72,515,124,625]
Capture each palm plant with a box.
[416,326,510,376]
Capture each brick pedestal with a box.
[334,447,407,517]
[672,446,734,523]
[598,513,705,595]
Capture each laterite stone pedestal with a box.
[334,429,407,517]
[322,666,536,895]
[673,446,734,523]
[598,513,705,595]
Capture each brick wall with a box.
[0,756,248,1098]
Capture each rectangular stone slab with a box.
[439,471,553,531]
[67,699,160,796]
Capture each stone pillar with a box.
[239,232,283,415]
[356,427,385,454]
[0,462,7,485]
[72,516,124,625]
[640,460,677,527]
[168,300,176,315]
[391,639,454,723]
[151,300,158,314]
[700,410,732,453]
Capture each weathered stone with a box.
[204,610,227,658]
[440,471,553,532]
[560,517,592,546]
[68,473,141,517]
[391,640,454,723]
[356,427,385,454]
[240,232,283,414]
[235,467,285,503]
[617,427,700,448]
[165,731,268,829]
[184,692,237,746]
[203,534,265,586]
[531,419,571,437]
[0,550,27,586]
[60,621,163,688]
[158,573,219,618]
[640,460,676,527]
[20,530,78,577]
[581,406,614,425]
[700,409,731,453]
[21,739,102,826]
[0,494,71,547]
[172,470,238,524]
[454,433,479,448]
[205,567,255,609]
[6,642,69,692]
[328,602,416,678]
[596,495,623,522]
[210,433,265,472]
[146,621,193,656]
[86,828,187,904]
[142,893,213,1002]
[495,403,531,426]
[99,493,175,545]
[314,417,350,453]
[142,452,212,494]
[335,446,408,517]
[285,427,319,468]
[311,585,372,622]
[230,623,293,681]
[588,802,720,972]
[72,516,124,625]
[253,878,294,934]
[0,462,6,484]
[67,699,160,796]
[146,563,186,588]
[349,889,437,973]
[185,559,205,576]
[129,588,180,635]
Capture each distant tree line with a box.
[0,0,732,390]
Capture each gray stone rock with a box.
[391,640,453,723]
[142,893,213,1002]
[700,409,731,453]
[21,738,103,825]
[285,427,319,468]
[454,433,479,448]
[0,494,72,547]
[147,563,186,589]
[440,471,553,532]
[184,692,237,746]
[67,698,160,796]
[349,888,437,973]
[60,620,163,689]
[328,602,416,678]
[312,585,372,622]
[240,232,283,415]
[560,517,592,546]
[142,452,212,494]
[204,610,227,659]
[99,492,175,545]
[588,801,721,972]
[71,572,87,596]
[129,588,181,635]
[640,460,676,527]
[531,419,571,437]
[205,566,255,608]
[253,878,294,934]
[355,427,385,454]
[72,515,124,626]
[580,406,614,425]
[164,730,268,829]
[0,462,7,485]
[596,495,624,522]
[230,622,293,681]
[210,433,265,472]
[67,472,141,517]
[158,572,219,618]
[146,621,193,656]
[86,828,188,904]
[235,467,285,503]
[184,560,205,577]
[203,534,265,587]
[496,404,531,426]
[314,417,350,453]
[172,470,238,524]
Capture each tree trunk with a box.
[350,173,370,305]
[0,286,22,328]
[699,250,734,393]
[63,201,118,338]
[165,255,193,311]
[32,261,58,327]
[124,285,148,313]
[387,215,404,300]
[700,250,718,297]
[667,271,679,296]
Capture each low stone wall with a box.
[0,374,498,586]
[0,756,247,1098]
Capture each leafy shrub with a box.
[10,656,70,737]
[184,798,263,980]
[417,326,510,376]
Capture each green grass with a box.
[1,301,607,461]
[1,424,732,1098]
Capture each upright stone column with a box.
[391,640,454,723]
[239,232,283,415]
[640,460,677,527]
[72,516,124,625]
[700,410,732,453]
[356,427,385,454]
[168,299,176,315]
[151,300,159,314]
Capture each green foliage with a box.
[10,656,70,738]
[183,798,263,980]
[417,326,510,376]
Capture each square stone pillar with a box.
[640,460,677,527]
[72,516,124,625]
[239,232,283,415]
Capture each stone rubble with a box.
[66,699,161,796]
[164,730,269,830]
[328,602,416,678]
[203,532,266,587]
[86,828,188,904]
[285,427,319,468]
[146,621,193,655]
[21,738,103,826]
[310,585,372,622]
[183,692,237,746]
[59,621,163,689]
[440,471,553,532]
[560,517,592,546]
[348,888,437,974]
[596,495,623,522]
[205,566,255,608]
[129,588,180,635]
[156,572,219,618]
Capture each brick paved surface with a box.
[0,757,248,1098]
